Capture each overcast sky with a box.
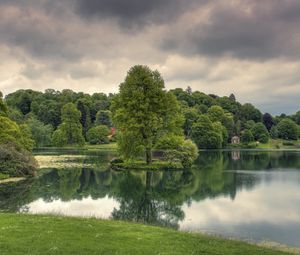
[0,0,300,114]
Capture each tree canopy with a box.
[111,65,184,164]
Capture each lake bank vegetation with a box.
[0,92,37,180]
[1,65,300,176]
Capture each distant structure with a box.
[231,136,240,144]
[108,127,116,140]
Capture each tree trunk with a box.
[146,148,152,165]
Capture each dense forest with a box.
[2,84,300,150]
[1,65,300,177]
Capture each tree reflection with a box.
[1,150,300,228]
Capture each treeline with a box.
[4,89,114,147]
[2,86,300,149]
[171,87,300,148]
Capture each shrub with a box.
[282,141,295,146]
[87,125,110,145]
[164,139,198,168]
[0,142,37,177]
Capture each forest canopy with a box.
[1,66,300,155]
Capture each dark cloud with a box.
[1,0,300,114]
[75,0,202,28]
[160,0,300,59]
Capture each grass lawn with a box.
[256,139,300,149]
[0,213,292,255]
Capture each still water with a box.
[1,149,300,247]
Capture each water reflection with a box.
[1,150,300,246]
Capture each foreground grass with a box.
[0,214,291,255]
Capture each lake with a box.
[1,149,300,247]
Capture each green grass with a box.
[228,139,300,150]
[0,173,9,180]
[84,142,118,150]
[0,213,292,255]
[111,160,183,171]
[256,139,300,149]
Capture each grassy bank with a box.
[228,139,300,150]
[0,213,292,255]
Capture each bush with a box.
[164,139,198,168]
[155,135,184,150]
[282,141,295,146]
[87,125,110,145]
[0,142,37,177]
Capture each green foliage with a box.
[0,92,8,117]
[111,65,183,164]
[0,116,34,151]
[182,107,199,137]
[277,118,299,140]
[155,135,185,150]
[76,99,91,137]
[241,129,254,144]
[270,126,279,139]
[245,120,255,130]
[52,103,85,147]
[251,123,269,143]
[26,117,54,147]
[116,131,144,160]
[5,89,42,115]
[222,112,235,138]
[87,125,110,145]
[191,115,223,149]
[207,105,225,122]
[164,139,199,168]
[0,95,36,178]
[213,121,228,147]
[0,142,37,177]
[52,129,68,147]
[95,110,112,127]
[238,103,262,123]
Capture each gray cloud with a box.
[74,0,202,28]
[160,0,300,59]
[0,0,300,114]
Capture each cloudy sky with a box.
[0,0,300,114]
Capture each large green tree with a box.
[251,123,269,143]
[26,117,54,147]
[87,125,110,145]
[277,118,299,140]
[111,65,183,164]
[191,115,223,149]
[0,92,36,177]
[52,103,85,147]
[76,99,91,137]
